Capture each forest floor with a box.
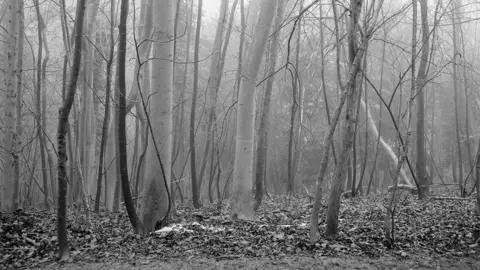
[1,186,479,269]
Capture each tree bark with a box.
[232,0,276,220]
[415,0,430,199]
[34,0,50,211]
[117,0,143,234]
[253,0,284,211]
[451,1,464,196]
[140,0,174,232]
[95,0,115,213]
[2,0,18,212]
[190,0,203,209]
[57,0,87,260]
[13,0,24,209]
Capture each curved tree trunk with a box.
[117,0,143,234]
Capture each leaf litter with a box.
[1,186,479,269]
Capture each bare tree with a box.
[232,0,277,220]
[117,0,143,234]
[253,0,284,211]
[57,0,88,260]
[140,0,174,232]
[416,0,430,199]
[1,0,18,211]
[190,0,203,209]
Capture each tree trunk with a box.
[140,0,174,232]
[95,0,115,213]
[451,1,464,196]
[253,0,284,211]
[325,0,365,238]
[57,0,87,260]
[2,0,18,212]
[198,0,229,199]
[190,0,203,209]
[172,0,193,203]
[287,0,304,198]
[415,0,430,199]
[79,1,99,202]
[34,0,50,211]
[117,0,143,234]
[232,0,277,220]
[13,0,24,209]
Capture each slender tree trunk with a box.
[311,0,384,242]
[367,27,386,195]
[232,0,277,220]
[287,0,304,197]
[2,0,18,212]
[190,0,203,209]
[34,0,50,211]
[429,86,435,183]
[416,0,429,199]
[95,0,115,212]
[451,2,464,195]
[384,0,418,243]
[319,2,337,166]
[325,0,366,238]
[458,3,472,195]
[198,0,229,198]
[13,0,24,209]
[253,0,284,211]
[172,0,193,202]
[57,0,87,260]
[117,0,144,234]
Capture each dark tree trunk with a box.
[95,0,115,212]
[117,0,143,234]
[56,0,87,261]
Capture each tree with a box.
[232,0,277,220]
[325,0,366,238]
[34,0,50,210]
[80,0,99,202]
[190,0,203,209]
[415,0,430,199]
[57,0,88,260]
[117,0,143,234]
[140,0,174,232]
[253,0,284,211]
[198,0,229,199]
[310,0,384,242]
[95,0,115,213]
[13,0,25,210]
[2,0,18,212]
[451,0,463,194]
